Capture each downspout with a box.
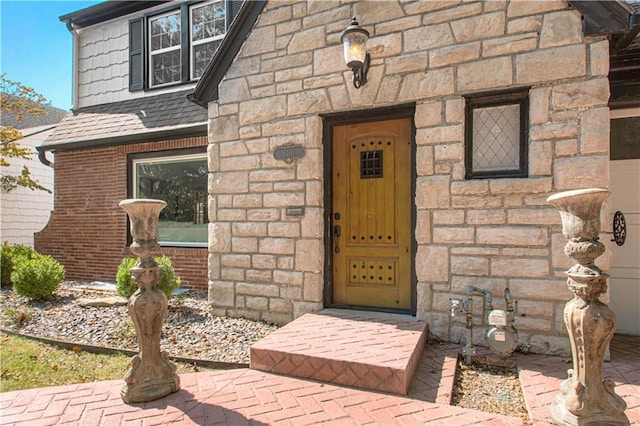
[37,147,52,167]
[66,19,80,111]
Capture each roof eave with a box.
[37,123,208,154]
[190,0,267,106]
[568,0,636,36]
[60,1,169,30]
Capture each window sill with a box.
[465,171,528,180]
[158,243,208,249]
[144,80,198,92]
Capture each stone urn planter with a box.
[547,189,628,425]
[119,199,180,403]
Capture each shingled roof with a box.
[0,100,67,129]
[40,89,207,152]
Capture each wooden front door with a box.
[331,118,412,310]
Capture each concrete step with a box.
[250,309,428,395]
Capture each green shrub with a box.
[116,257,137,297]
[116,256,180,299]
[1,243,36,288]
[11,253,65,300]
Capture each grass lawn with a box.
[0,334,204,392]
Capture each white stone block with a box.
[293,301,323,319]
[416,245,449,282]
[551,78,609,110]
[208,281,235,307]
[385,54,428,75]
[509,278,568,300]
[580,107,609,154]
[507,0,566,18]
[516,45,586,84]
[399,68,455,101]
[528,334,570,357]
[295,239,323,272]
[432,227,475,244]
[416,175,451,209]
[239,96,287,125]
[477,226,547,246]
[451,256,490,276]
[259,238,295,255]
[539,10,582,48]
[554,155,609,190]
[287,27,325,54]
[231,237,258,253]
[589,40,609,77]
[429,42,480,68]
[466,209,506,225]
[451,12,505,43]
[507,208,559,225]
[482,33,537,57]
[404,23,454,53]
[491,258,550,277]
[242,26,276,57]
[457,56,512,92]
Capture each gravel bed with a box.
[0,282,279,364]
[2,282,531,421]
[451,357,531,424]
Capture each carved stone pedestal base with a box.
[119,199,180,404]
[121,367,180,404]
[120,271,180,403]
[552,391,629,426]
[547,189,629,426]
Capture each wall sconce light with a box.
[340,17,370,89]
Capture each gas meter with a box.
[486,309,518,355]
[450,285,519,363]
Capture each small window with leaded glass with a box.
[464,90,529,179]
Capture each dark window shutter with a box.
[228,0,243,28]
[129,17,144,91]
[180,3,189,83]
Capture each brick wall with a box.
[35,136,209,289]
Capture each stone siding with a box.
[207,0,610,355]
[35,137,209,289]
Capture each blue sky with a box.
[1,0,101,111]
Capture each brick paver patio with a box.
[1,315,637,425]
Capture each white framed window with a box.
[190,1,226,80]
[149,10,182,87]
[132,152,208,247]
[135,1,231,90]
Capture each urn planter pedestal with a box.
[547,189,628,426]
[119,199,180,404]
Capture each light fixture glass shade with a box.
[340,17,370,89]
[343,32,368,68]
[340,18,369,68]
